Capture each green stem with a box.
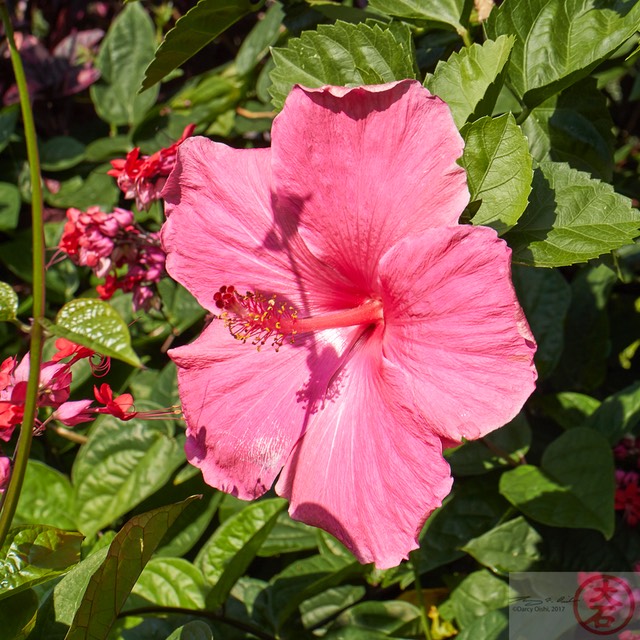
[515,105,531,126]
[0,2,46,547]
[411,552,432,640]
[460,28,473,48]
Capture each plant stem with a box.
[119,606,278,640]
[411,553,432,640]
[0,2,46,547]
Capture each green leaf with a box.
[0,281,18,321]
[0,589,39,640]
[236,1,285,76]
[506,162,640,267]
[269,20,416,110]
[485,0,640,108]
[257,511,318,557]
[44,166,119,212]
[447,413,531,475]
[521,78,614,180]
[536,392,601,429]
[425,36,514,128]
[84,135,132,163]
[90,3,159,126]
[124,557,206,610]
[552,264,616,390]
[65,497,199,640]
[141,0,265,91]
[462,516,543,573]
[196,498,286,608]
[456,609,508,640]
[461,114,533,234]
[40,137,86,171]
[0,104,18,154]
[445,570,510,629]
[584,381,640,444]
[299,585,366,631]
[45,298,142,368]
[0,182,21,232]
[499,427,615,537]
[72,415,183,538]
[166,621,214,640]
[367,0,471,32]
[15,460,76,530]
[512,265,571,378]
[264,554,363,630]
[329,600,421,636]
[0,525,83,600]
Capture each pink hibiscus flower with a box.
[161,80,537,568]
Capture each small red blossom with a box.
[94,383,137,421]
[615,470,640,527]
[108,124,195,210]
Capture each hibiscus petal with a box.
[170,320,361,500]
[379,225,537,442]
[271,80,469,290]
[276,327,453,569]
[162,137,355,313]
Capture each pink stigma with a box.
[214,285,384,351]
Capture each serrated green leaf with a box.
[124,557,206,610]
[512,265,571,378]
[269,20,416,110]
[426,35,514,128]
[367,0,470,32]
[142,0,265,91]
[0,281,18,321]
[166,621,214,640]
[65,497,199,640]
[584,381,640,444]
[485,0,640,108]
[15,460,76,530]
[521,78,614,180]
[90,3,159,126]
[72,415,183,538]
[196,498,286,608]
[447,413,531,475]
[0,525,83,600]
[0,589,38,640]
[45,298,141,368]
[462,517,543,573]
[499,428,615,536]
[0,182,21,232]
[506,162,640,267]
[461,113,533,234]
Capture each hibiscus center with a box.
[214,285,383,351]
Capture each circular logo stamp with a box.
[573,574,635,636]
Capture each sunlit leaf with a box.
[45,298,142,368]
[0,525,83,600]
[0,281,18,321]
[367,0,471,32]
[65,497,200,640]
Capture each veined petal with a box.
[276,327,453,569]
[170,320,361,500]
[271,80,469,291]
[162,137,358,314]
[379,226,537,442]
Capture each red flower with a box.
[94,383,137,421]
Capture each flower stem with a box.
[0,2,46,547]
[411,552,432,640]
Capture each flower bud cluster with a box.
[614,435,640,527]
[58,206,165,311]
[107,124,195,211]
